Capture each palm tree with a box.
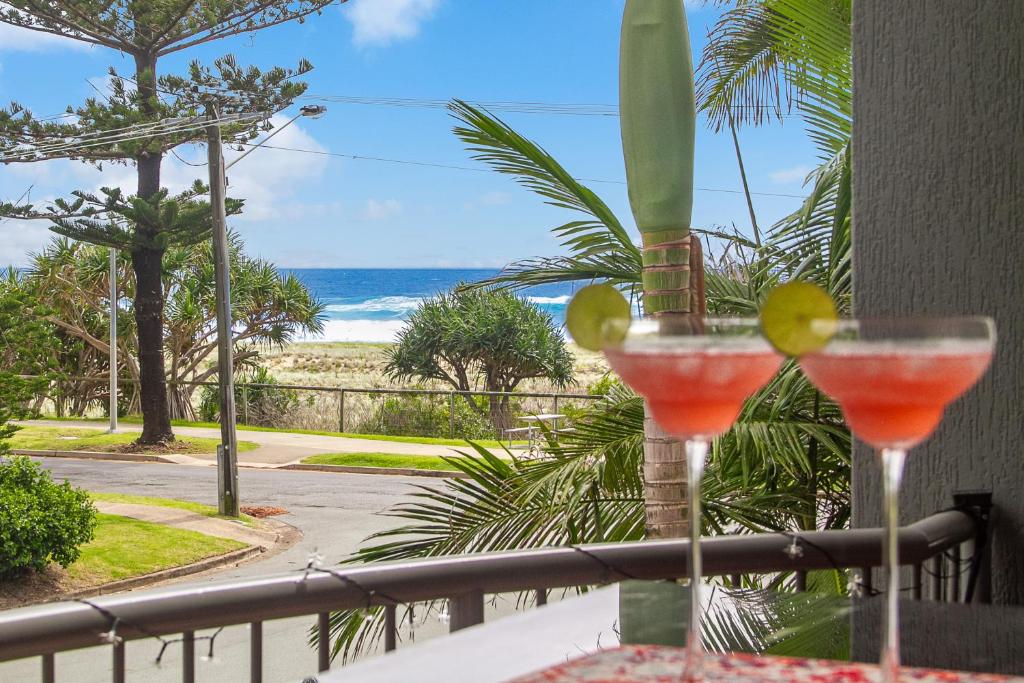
[324,0,854,659]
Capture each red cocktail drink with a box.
[602,319,782,681]
[796,318,995,683]
[800,345,994,449]
[606,347,783,439]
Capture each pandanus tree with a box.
[619,0,706,539]
[21,234,324,419]
[0,0,338,444]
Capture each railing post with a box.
[449,391,456,439]
[250,621,262,683]
[338,390,345,433]
[384,605,397,652]
[553,396,559,432]
[182,631,194,683]
[317,612,330,673]
[449,590,484,632]
[40,653,54,683]
[112,641,125,683]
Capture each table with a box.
[511,645,1024,682]
[505,414,568,454]
[317,586,620,683]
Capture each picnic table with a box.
[503,413,569,453]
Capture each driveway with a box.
[0,457,432,682]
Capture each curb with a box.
[282,463,468,479]
[64,545,265,599]
[16,449,471,478]
[13,448,175,463]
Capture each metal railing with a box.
[38,376,604,440]
[0,508,988,683]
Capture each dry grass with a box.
[260,341,611,394]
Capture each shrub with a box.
[0,457,97,579]
[199,366,299,426]
[354,393,495,440]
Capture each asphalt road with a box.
[0,458,429,683]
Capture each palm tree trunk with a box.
[620,0,705,539]
[640,236,706,538]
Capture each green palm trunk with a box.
[620,0,705,539]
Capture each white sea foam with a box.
[324,296,423,314]
[296,319,407,343]
[528,295,570,305]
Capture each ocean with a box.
[283,268,576,343]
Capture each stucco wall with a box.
[852,1,1024,604]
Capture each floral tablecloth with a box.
[511,646,1022,683]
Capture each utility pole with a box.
[206,104,240,517]
[108,247,118,433]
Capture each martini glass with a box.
[798,317,995,682]
[603,318,783,680]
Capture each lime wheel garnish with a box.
[565,284,631,351]
[760,281,838,356]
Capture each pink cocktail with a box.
[606,347,783,439]
[603,319,783,681]
[801,347,993,449]
[797,318,995,683]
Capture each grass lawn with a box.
[90,492,256,527]
[302,452,463,472]
[10,426,258,454]
[67,513,245,584]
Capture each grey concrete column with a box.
[852,0,1024,606]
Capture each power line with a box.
[300,94,802,119]
[235,141,806,199]
[0,113,265,162]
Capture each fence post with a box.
[553,396,560,432]
[241,385,249,426]
[339,390,346,433]
[449,391,456,439]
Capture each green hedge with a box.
[0,457,97,579]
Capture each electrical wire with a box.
[233,141,806,199]
[0,113,265,162]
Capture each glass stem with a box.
[880,447,907,682]
[684,438,708,681]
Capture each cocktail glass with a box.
[798,317,995,682]
[603,318,783,680]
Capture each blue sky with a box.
[0,0,818,268]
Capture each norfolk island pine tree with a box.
[0,0,343,444]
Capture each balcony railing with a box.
[0,507,988,683]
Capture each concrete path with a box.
[21,419,499,466]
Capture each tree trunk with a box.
[488,394,513,435]
[131,51,174,444]
[640,235,706,538]
[620,0,704,540]
[132,245,174,443]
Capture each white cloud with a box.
[0,18,93,52]
[343,0,440,47]
[219,115,331,222]
[769,165,812,184]
[360,198,402,221]
[0,113,332,266]
[0,218,54,266]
